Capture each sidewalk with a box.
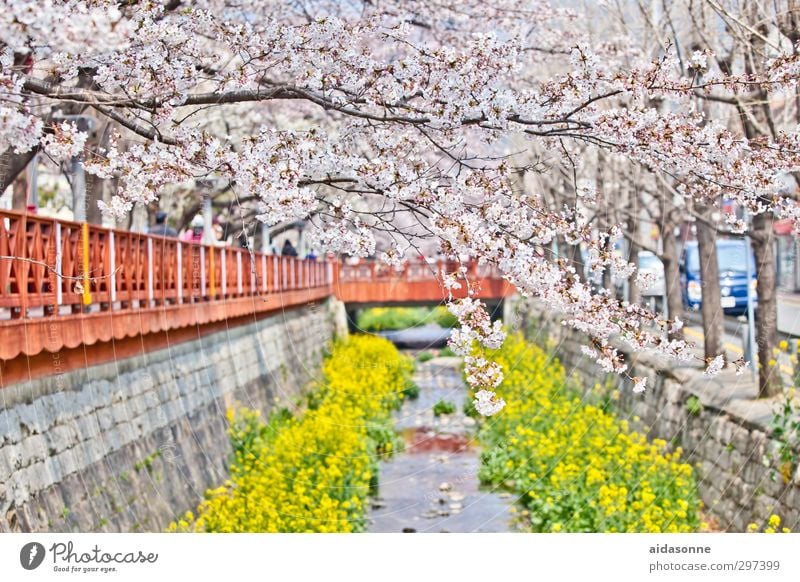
[778,291,800,337]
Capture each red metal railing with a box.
[0,209,513,363]
[332,258,513,305]
[0,210,333,361]
[0,209,331,320]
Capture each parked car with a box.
[680,238,757,315]
[637,251,665,297]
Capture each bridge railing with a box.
[336,259,502,283]
[0,209,331,321]
[333,258,511,304]
[0,209,513,365]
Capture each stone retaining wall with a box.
[509,299,800,532]
[0,298,347,532]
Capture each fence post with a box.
[221,248,227,297]
[146,236,153,307]
[200,246,206,297]
[109,230,116,304]
[176,241,182,304]
[237,250,243,295]
[82,222,92,307]
[209,246,216,297]
[250,253,256,295]
[54,222,63,309]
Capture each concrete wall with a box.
[0,298,347,532]
[509,299,800,532]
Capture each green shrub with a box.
[417,351,434,362]
[432,306,459,328]
[433,399,456,416]
[686,395,703,416]
[356,306,459,332]
[402,380,420,400]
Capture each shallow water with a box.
[376,324,452,349]
[367,359,515,533]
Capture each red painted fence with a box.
[0,209,513,362]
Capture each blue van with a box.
[681,238,757,315]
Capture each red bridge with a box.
[0,210,513,384]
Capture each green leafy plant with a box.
[432,306,459,328]
[768,388,800,484]
[416,351,434,363]
[433,399,456,416]
[402,380,420,400]
[463,397,479,418]
[356,306,459,332]
[367,423,404,457]
[686,395,703,417]
[134,450,162,473]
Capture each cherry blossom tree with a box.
[2,0,800,410]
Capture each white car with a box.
[637,251,665,297]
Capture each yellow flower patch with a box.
[170,335,411,532]
[477,334,702,533]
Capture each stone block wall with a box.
[0,298,347,532]
[509,299,800,532]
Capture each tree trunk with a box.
[627,212,641,306]
[602,234,614,294]
[558,234,585,283]
[1,148,37,196]
[11,173,28,210]
[695,206,724,361]
[85,172,106,225]
[738,2,782,397]
[751,212,782,397]
[661,214,684,341]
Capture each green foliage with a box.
[367,423,404,457]
[356,306,458,332]
[134,450,162,473]
[432,306,459,328]
[439,346,457,357]
[685,395,703,417]
[230,407,294,457]
[767,388,800,484]
[433,399,456,416]
[416,351,435,363]
[463,397,479,418]
[402,380,420,400]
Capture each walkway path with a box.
[368,357,514,533]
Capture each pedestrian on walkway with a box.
[282,239,298,257]
[180,215,204,243]
[148,211,178,237]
